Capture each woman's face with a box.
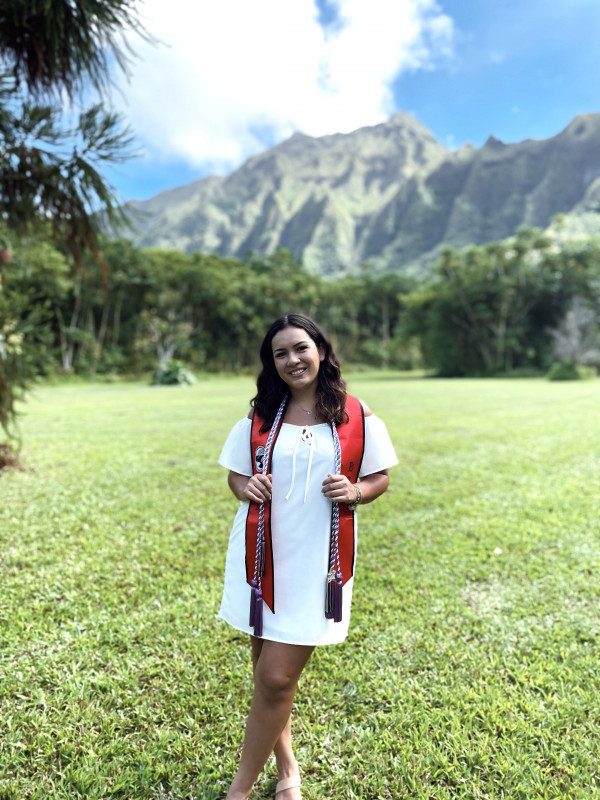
[271,326,324,393]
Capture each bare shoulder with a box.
[359,399,373,417]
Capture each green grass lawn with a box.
[1,375,599,799]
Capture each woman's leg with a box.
[251,638,300,783]
[226,638,314,800]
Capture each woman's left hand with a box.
[321,473,356,505]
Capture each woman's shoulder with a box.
[359,408,399,471]
[228,416,253,435]
[219,416,253,473]
[360,400,373,418]
[347,393,373,418]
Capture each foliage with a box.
[0,0,146,438]
[152,359,195,386]
[3,225,600,396]
[403,228,600,376]
[138,309,193,370]
[1,376,600,797]
[0,237,58,439]
[321,268,416,367]
[0,0,147,98]
[0,83,135,261]
[547,359,596,381]
[548,296,600,368]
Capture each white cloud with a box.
[117,0,454,172]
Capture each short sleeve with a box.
[218,417,253,476]
[359,414,398,477]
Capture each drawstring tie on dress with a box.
[285,426,314,503]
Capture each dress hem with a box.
[217,612,348,647]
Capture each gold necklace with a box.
[295,400,314,415]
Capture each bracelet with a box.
[347,483,361,511]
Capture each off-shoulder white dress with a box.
[218,415,398,645]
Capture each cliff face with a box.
[128,112,600,274]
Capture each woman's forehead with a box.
[272,327,312,350]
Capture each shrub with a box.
[152,359,195,386]
[547,359,596,381]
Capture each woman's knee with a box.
[254,662,298,701]
[253,642,314,702]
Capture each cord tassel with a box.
[249,579,259,627]
[253,588,263,637]
[325,569,335,619]
[333,572,343,623]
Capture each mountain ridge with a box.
[127,112,600,274]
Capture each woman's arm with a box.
[321,398,391,507]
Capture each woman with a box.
[218,313,398,800]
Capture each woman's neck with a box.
[286,390,321,421]
[290,389,316,407]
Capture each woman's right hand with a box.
[228,471,272,504]
[244,473,273,504]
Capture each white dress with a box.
[218,414,398,645]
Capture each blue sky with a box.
[108,0,600,201]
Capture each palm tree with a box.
[0,0,150,438]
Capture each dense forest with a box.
[1,223,599,405]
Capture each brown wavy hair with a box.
[251,313,347,432]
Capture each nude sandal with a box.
[275,774,302,797]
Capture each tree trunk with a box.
[92,298,110,372]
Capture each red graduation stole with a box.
[245,394,365,614]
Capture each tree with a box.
[0,234,60,443]
[403,228,593,377]
[1,1,145,99]
[548,296,600,368]
[0,86,134,269]
[0,1,147,439]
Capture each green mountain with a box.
[128,112,600,274]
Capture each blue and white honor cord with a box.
[249,394,288,636]
[325,419,343,622]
